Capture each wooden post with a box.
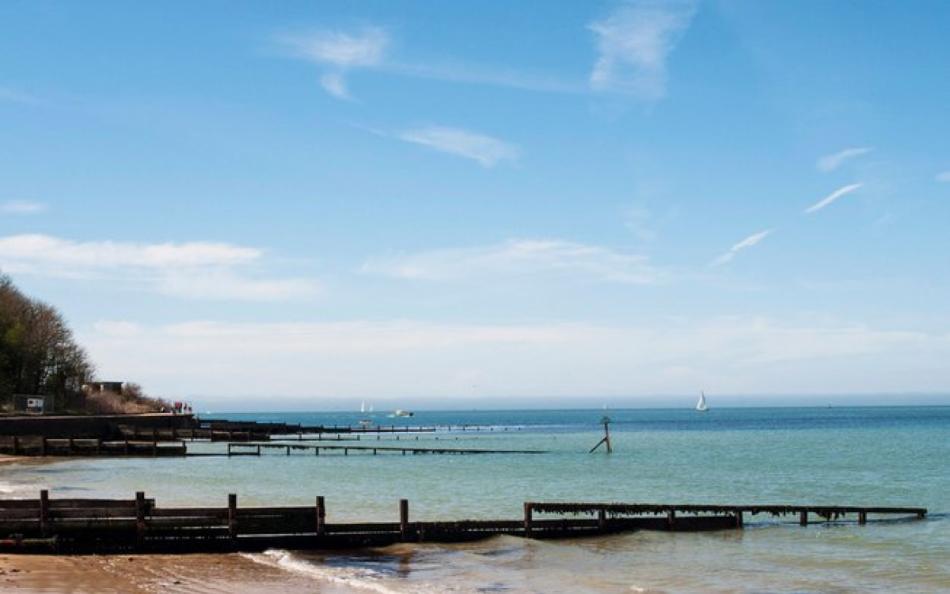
[858,511,867,525]
[344,448,348,456]
[152,441,157,457]
[257,445,261,456]
[598,508,607,532]
[285,445,290,456]
[68,438,74,454]
[735,509,744,529]
[135,491,146,548]
[316,496,326,536]
[40,438,47,457]
[228,494,238,542]
[314,447,319,456]
[39,490,49,537]
[227,443,232,457]
[124,440,130,455]
[799,510,808,526]
[524,502,533,537]
[95,439,101,455]
[12,436,18,456]
[588,416,613,453]
[667,509,676,530]
[399,499,410,541]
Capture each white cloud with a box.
[277,27,580,98]
[280,27,389,68]
[397,126,519,167]
[588,0,696,99]
[817,147,873,172]
[363,239,659,285]
[711,229,772,267]
[80,316,950,401]
[804,183,862,214]
[0,234,318,301]
[319,72,351,100]
[936,171,950,183]
[0,200,47,215]
[279,27,389,100]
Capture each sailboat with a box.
[696,391,709,412]
[360,400,366,413]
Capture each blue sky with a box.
[1,1,949,408]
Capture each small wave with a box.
[0,482,44,496]
[242,549,408,594]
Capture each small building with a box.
[82,381,126,394]
[13,394,53,414]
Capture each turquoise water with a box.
[2,406,948,592]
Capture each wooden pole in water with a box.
[228,494,237,542]
[315,496,326,536]
[524,502,533,537]
[135,491,146,548]
[799,510,808,526]
[39,490,49,537]
[588,416,613,453]
[399,499,410,541]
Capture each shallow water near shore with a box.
[2,406,948,592]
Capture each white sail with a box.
[696,391,708,412]
[360,400,366,413]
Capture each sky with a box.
[1,1,949,409]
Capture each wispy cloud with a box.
[278,27,389,100]
[588,0,696,99]
[276,26,580,99]
[817,147,873,172]
[1,200,47,215]
[936,171,950,183]
[279,27,389,68]
[319,72,351,100]
[804,183,862,214]
[0,234,319,301]
[81,316,948,399]
[363,239,659,285]
[711,229,772,267]
[397,126,519,167]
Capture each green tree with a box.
[0,273,94,411]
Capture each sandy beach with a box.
[0,553,360,594]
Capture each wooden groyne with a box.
[0,413,194,439]
[0,435,532,458]
[224,442,546,456]
[0,493,927,554]
[0,436,186,457]
[199,419,437,435]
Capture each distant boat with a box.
[358,418,373,428]
[696,391,709,412]
[391,409,414,418]
[360,400,366,413]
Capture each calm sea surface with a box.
[3,406,948,592]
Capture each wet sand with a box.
[0,553,359,594]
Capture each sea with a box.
[2,406,948,593]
